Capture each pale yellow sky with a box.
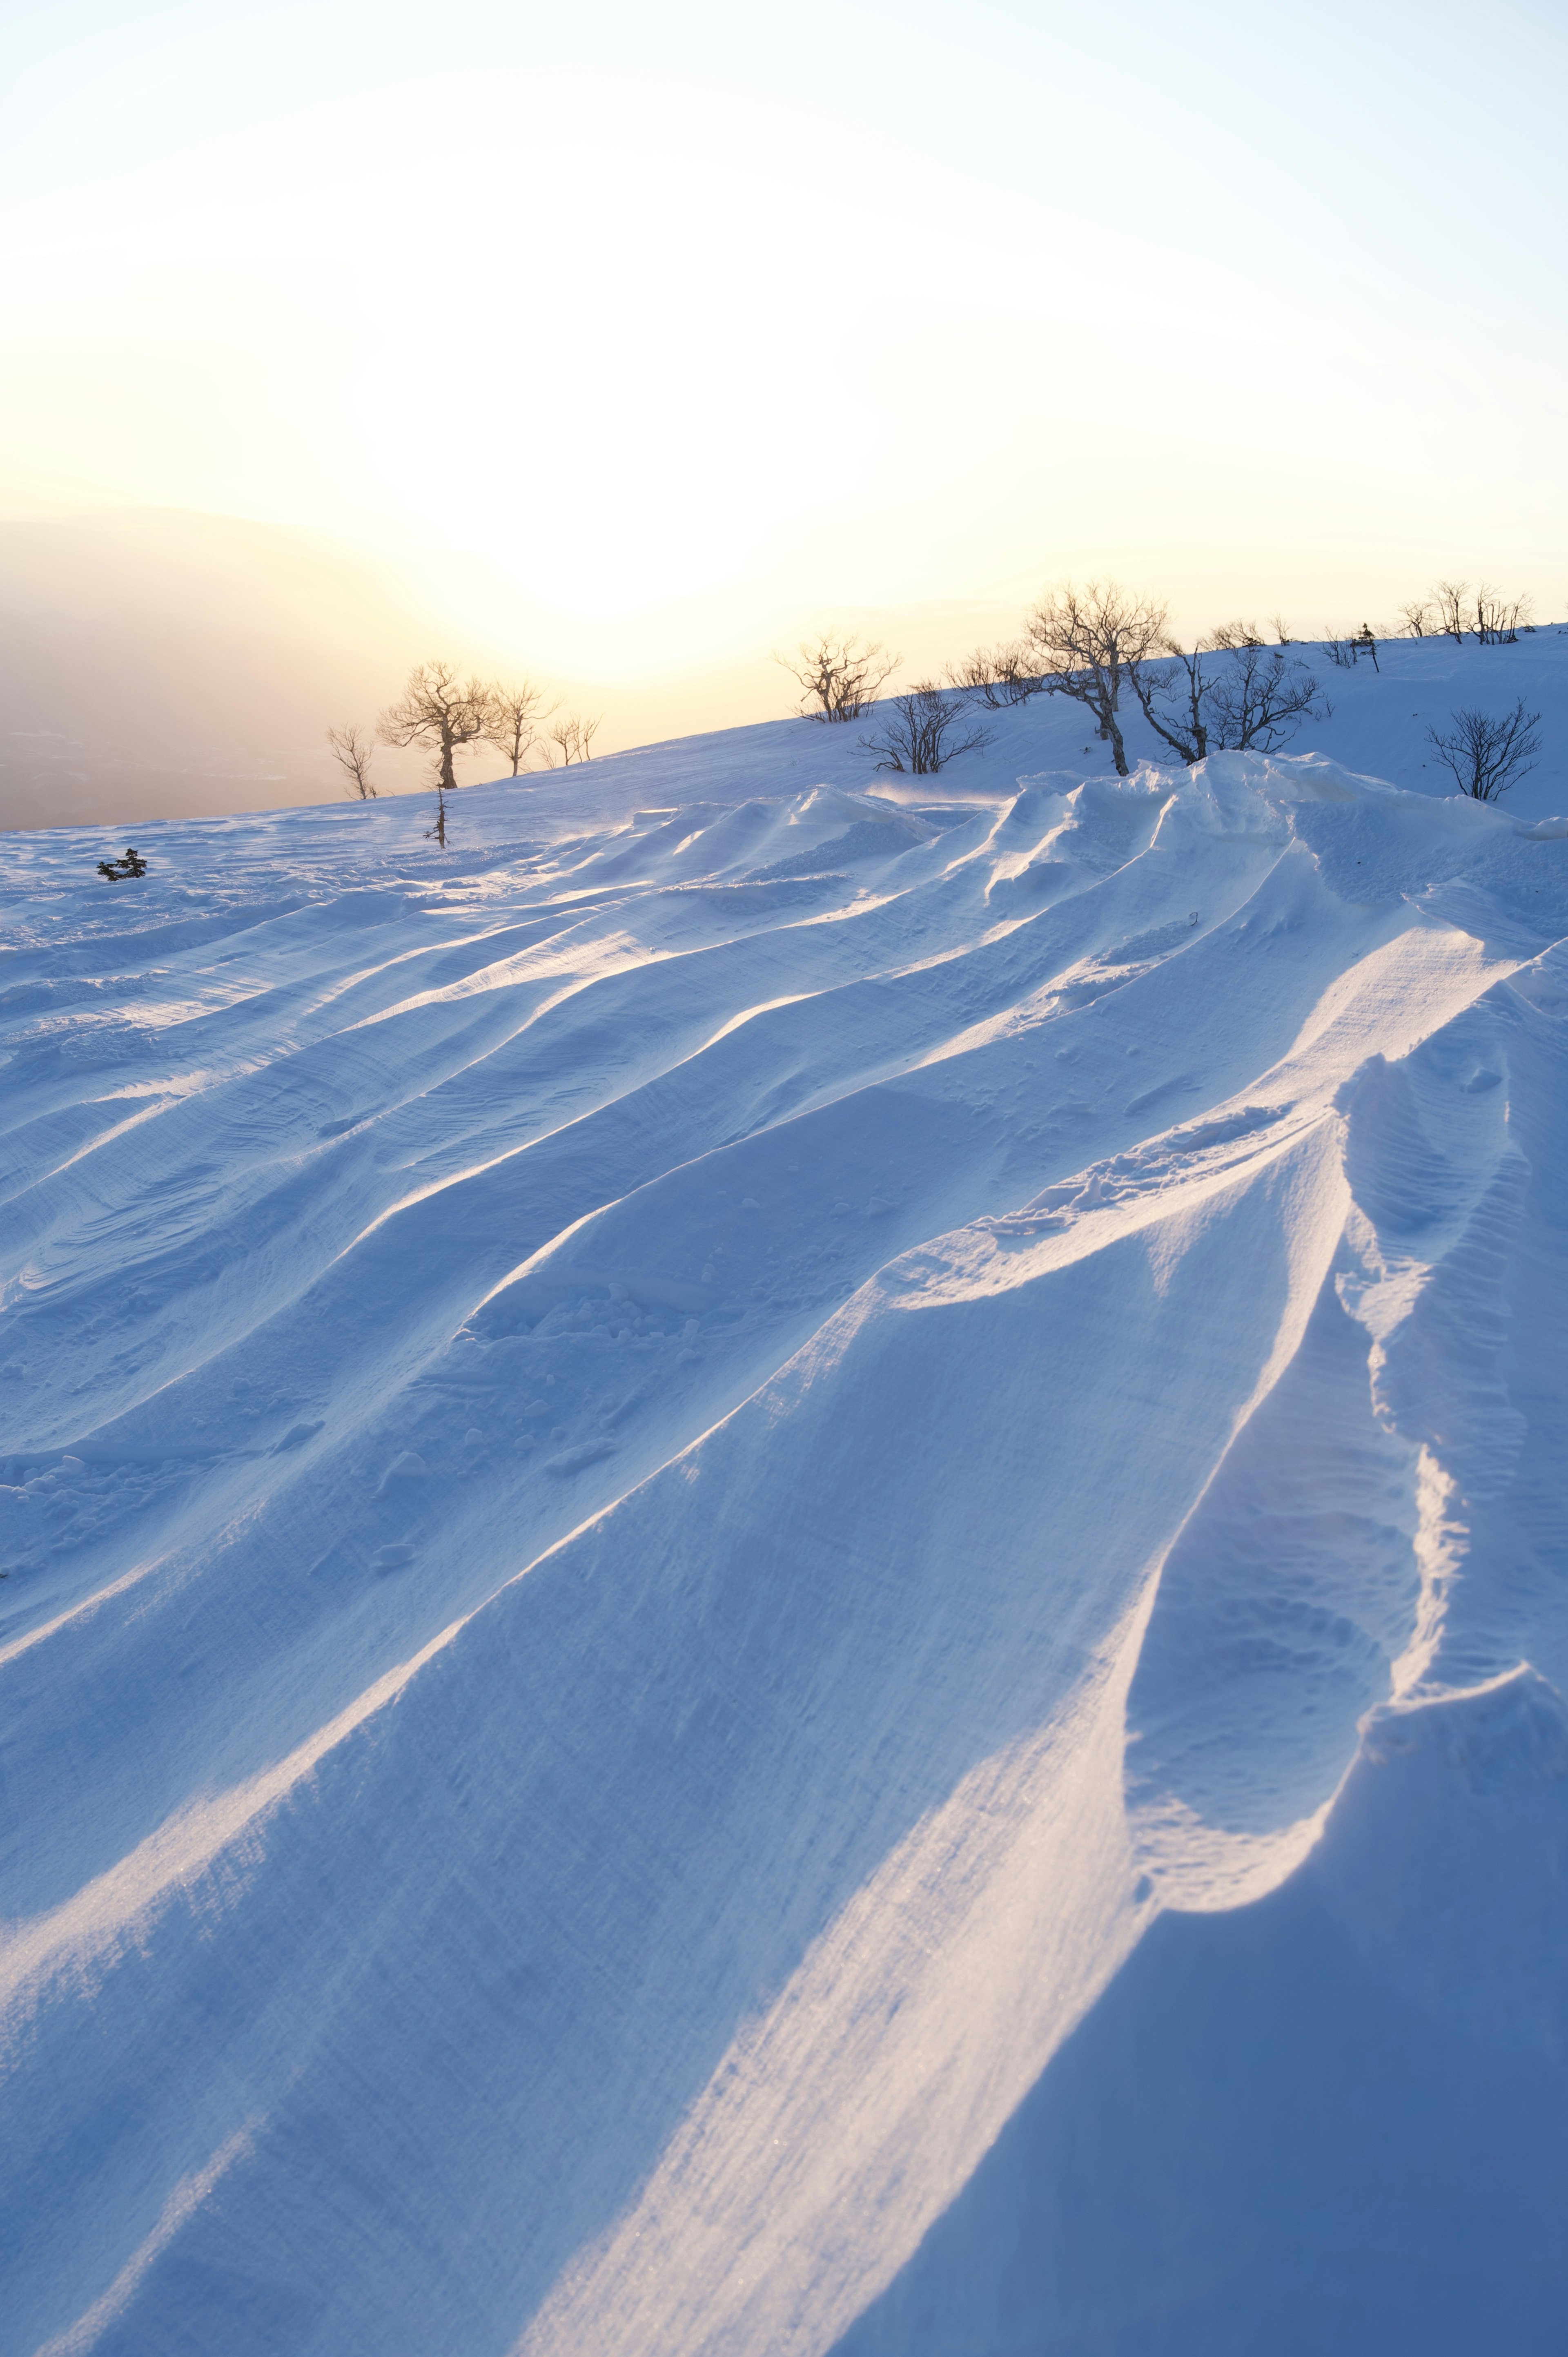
[2,0,1565,796]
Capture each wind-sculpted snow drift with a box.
[3,752,1567,2355]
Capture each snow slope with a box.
[3,700,1568,2351]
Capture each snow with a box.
[3,637,1568,2353]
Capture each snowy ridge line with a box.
[3,749,1568,2354]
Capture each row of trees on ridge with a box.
[328,665,601,841]
[775,575,1545,799]
[325,576,1547,844]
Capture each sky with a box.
[2,0,1566,806]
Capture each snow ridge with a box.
[3,751,1567,2355]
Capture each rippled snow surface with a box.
[4,751,1568,2355]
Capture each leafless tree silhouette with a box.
[945,644,1041,707]
[1426,700,1541,800]
[543,713,601,766]
[1473,585,1533,644]
[326,722,377,799]
[1433,581,1469,643]
[776,631,900,722]
[1133,641,1323,763]
[1131,644,1213,763]
[862,683,993,774]
[1208,619,1266,650]
[1397,598,1434,638]
[486,680,553,773]
[1023,582,1167,776]
[379,662,497,796]
[1208,644,1326,748]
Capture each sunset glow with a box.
[3,0,1566,768]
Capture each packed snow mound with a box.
[3,753,1568,2355]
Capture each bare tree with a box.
[326,722,377,800]
[1473,585,1534,645]
[1397,598,1434,638]
[862,683,993,774]
[776,631,900,722]
[1131,643,1212,763]
[1208,618,1266,650]
[486,680,552,774]
[378,662,497,796]
[1271,615,1294,644]
[1425,700,1541,801]
[1022,582,1167,776]
[543,713,601,766]
[1134,640,1323,763]
[1432,580,1469,643]
[945,643,1041,707]
[1208,643,1325,749]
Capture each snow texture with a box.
[4,653,1568,2353]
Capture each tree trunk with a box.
[1105,705,1130,776]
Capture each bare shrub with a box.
[326,722,377,799]
[1134,641,1323,764]
[1207,619,1266,650]
[1425,700,1542,801]
[1433,580,1469,643]
[1023,581,1167,776]
[95,846,148,881]
[1131,644,1212,763]
[776,631,900,722]
[862,683,993,774]
[1397,598,1434,638]
[1474,586,1534,644]
[543,713,601,766]
[946,643,1041,707]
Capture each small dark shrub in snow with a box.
[861,684,993,774]
[1322,627,1378,669]
[95,847,147,880]
[1425,700,1542,801]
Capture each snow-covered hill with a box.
[4,675,1568,2352]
